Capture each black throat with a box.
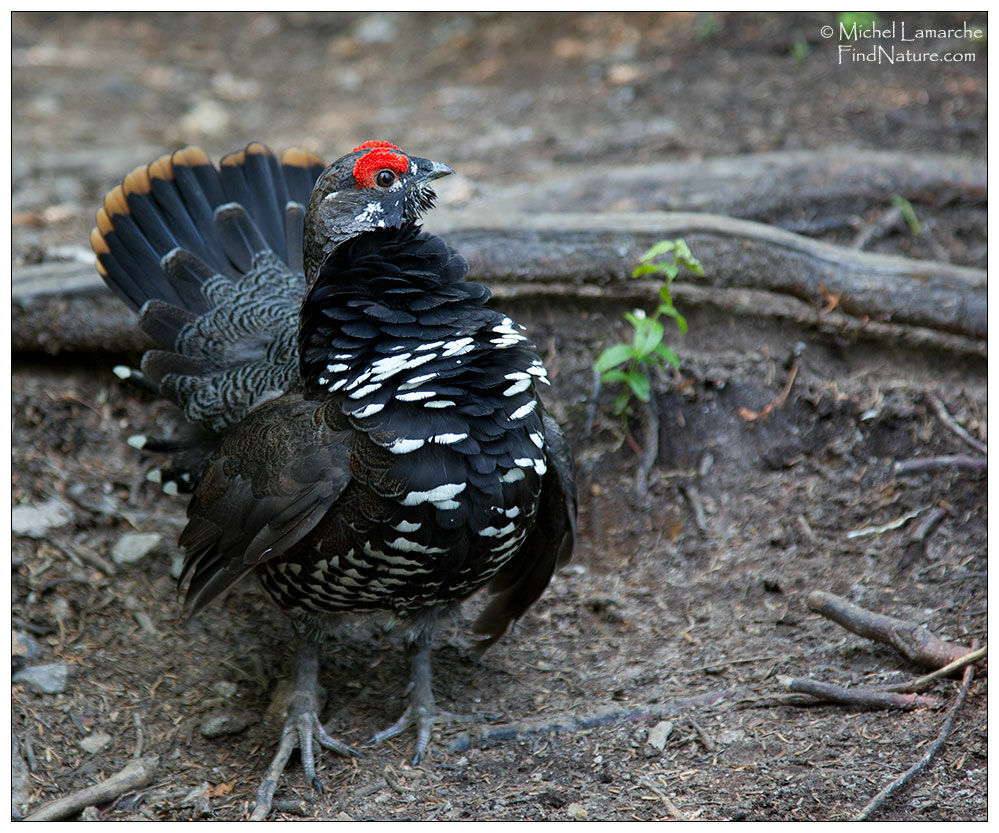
[298,224,490,389]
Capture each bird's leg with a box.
[368,625,482,764]
[250,640,358,821]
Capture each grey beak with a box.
[415,158,454,183]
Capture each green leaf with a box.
[654,343,681,370]
[594,343,635,374]
[632,318,665,358]
[613,390,632,415]
[640,240,680,262]
[626,370,652,402]
[657,302,688,335]
[600,368,631,385]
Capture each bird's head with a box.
[303,140,452,280]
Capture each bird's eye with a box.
[374,169,397,188]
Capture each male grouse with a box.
[92,141,576,818]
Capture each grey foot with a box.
[250,643,358,820]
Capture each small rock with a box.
[646,720,674,752]
[212,681,238,699]
[12,498,73,538]
[566,802,588,819]
[199,709,257,738]
[12,630,43,669]
[111,533,163,565]
[79,732,112,754]
[80,806,101,821]
[13,663,70,694]
[171,553,186,579]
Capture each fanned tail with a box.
[92,143,327,489]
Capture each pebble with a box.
[199,709,257,738]
[79,732,112,754]
[212,681,238,699]
[111,533,163,565]
[12,630,43,668]
[12,498,73,538]
[13,662,69,694]
[566,802,588,819]
[646,720,674,752]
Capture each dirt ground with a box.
[11,12,987,821]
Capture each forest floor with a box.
[12,12,987,821]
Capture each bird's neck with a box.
[297,227,487,391]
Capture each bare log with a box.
[430,211,986,341]
[13,211,986,357]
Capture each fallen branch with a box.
[779,677,938,710]
[806,591,973,669]
[24,754,160,821]
[926,394,987,455]
[853,654,977,820]
[894,455,987,476]
[13,210,987,356]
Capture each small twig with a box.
[780,677,938,710]
[687,716,715,752]
[738,360,798,422]
[679,482,709,535]
[926,394,987,455]
[846,508,922,539]
[900,505,950,569]
[807,591,973,669]
[854,651,977,820]
[881,645,987,693]
[894,455,987,476]
[133,713,144,758]
[635,393,661,496]
[24,754,160,821]
[640,777,689,820]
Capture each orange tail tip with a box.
[282,147,325,169]
[171,146,212,168]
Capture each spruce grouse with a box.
[91,141,577,817]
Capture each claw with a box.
[250,643,357,821]
[366,629,486,764]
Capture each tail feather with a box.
[281,148,326,207]
[213,202,270,273]
[137,300,198,348]
[240,142,289,260]
[92,142,326,444]
[283,202,307,274]
[160,249,215,314]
